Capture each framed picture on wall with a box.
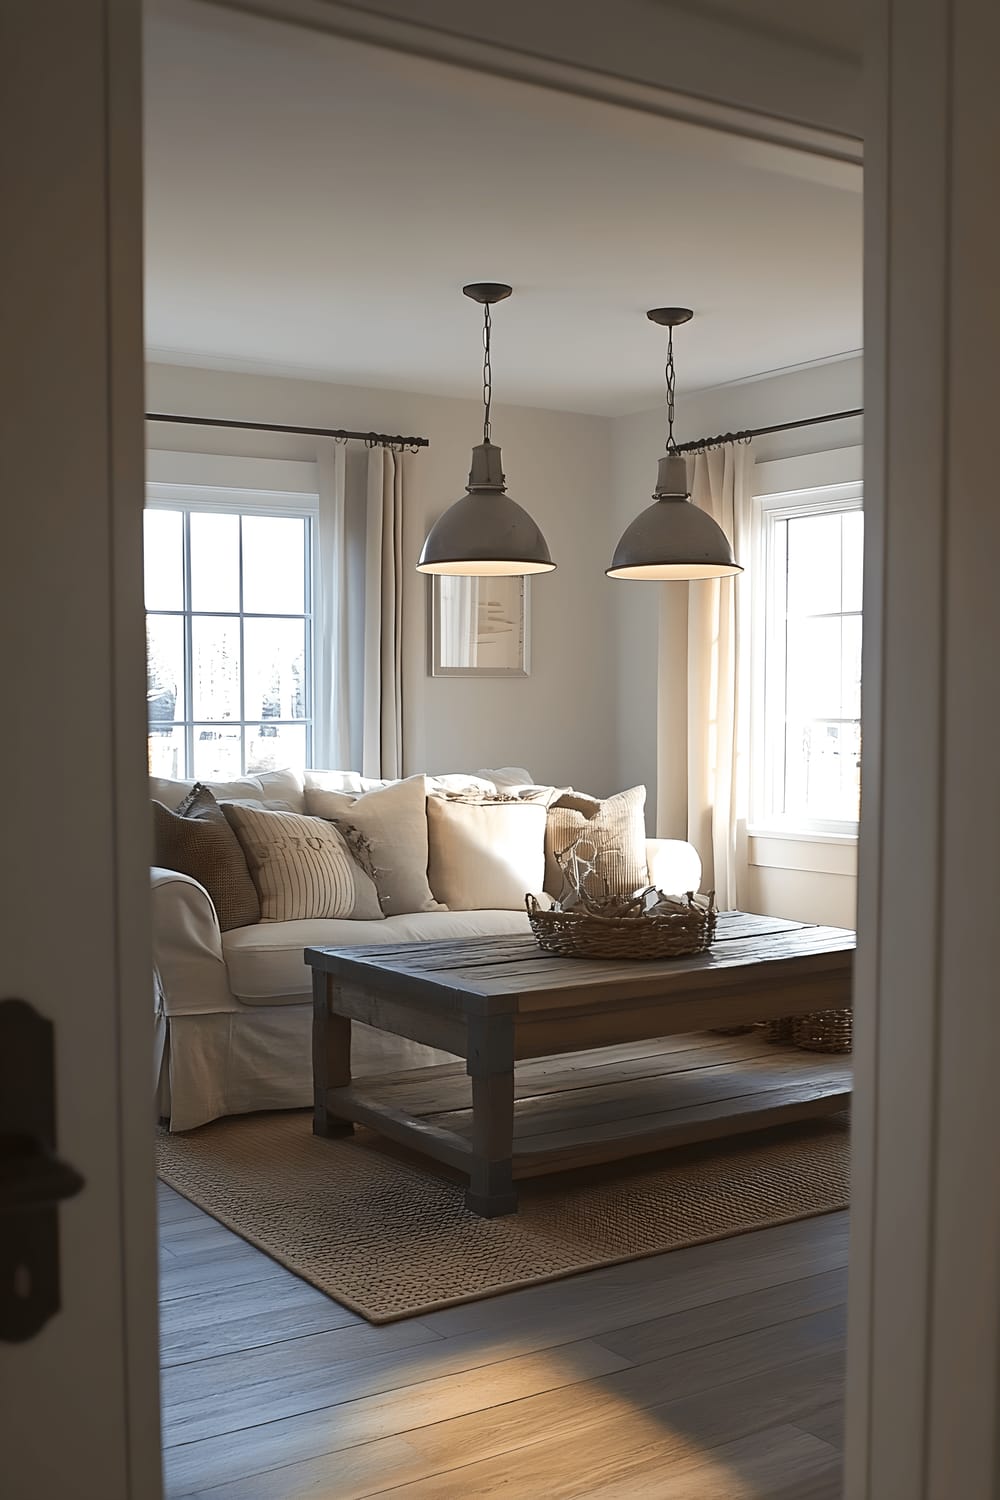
[429,575,530,677]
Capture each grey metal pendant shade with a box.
[607,452,741,580]
[417,282,555,578]
[416,441,554,576]
[608,309,742,582]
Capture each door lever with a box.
[0,1134,84,1212]
[0,999,86,1341]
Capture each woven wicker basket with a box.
[790,1009,853,1053]
[526,892,716,961]
[713,1012,853,1052]
[758,1018,797,1045]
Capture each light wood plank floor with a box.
[159,1182,846,1498]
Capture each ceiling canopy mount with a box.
[462,282,513,305]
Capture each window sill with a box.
[746,826,858,845]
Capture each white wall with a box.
[610,354,862,922]
[146,363,620,798]
[146,354,865,902]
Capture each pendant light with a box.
[608,308,742,581]
[417,283,555,577]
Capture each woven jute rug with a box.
[157,1111,848,1323]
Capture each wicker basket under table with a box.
[715,1010,853,1053]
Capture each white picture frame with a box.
[429,575,530,677]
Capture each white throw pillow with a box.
[427,798,547,911]
[222,804,383,922]
[304,774,441,916]
[305,769,391,797]
[150,768,304,813]
[476,766,534,789]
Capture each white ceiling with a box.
[143,1,862,418]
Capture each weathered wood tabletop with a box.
[306,912,854,1216]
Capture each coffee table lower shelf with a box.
[315,1036,851,1215]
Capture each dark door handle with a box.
[0,998,86,1341]
[0,1135,85,1213]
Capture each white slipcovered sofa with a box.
[151,768,701,1130]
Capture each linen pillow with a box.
[427,797,547,911]
[305,769,390,797]
[150,767,303,813]
[545,785,648,902]
[222,804,383,923]
[303,775,442,916]
[152,785,260,932]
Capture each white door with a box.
[0,3,161,1496]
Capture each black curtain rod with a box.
[145,411,429,450]
[673,406,863,455]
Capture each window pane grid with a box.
[756,495,863,832]
[145,506,313,778]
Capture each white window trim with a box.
[748,830,859,879]
[750,446,863,853]
[146,447,319,497]
[146,480,318,518]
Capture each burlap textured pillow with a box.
[152,785,260,932]
[222,804,383,923]
[545,785,648,902]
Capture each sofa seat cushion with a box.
[222,908,532,1004]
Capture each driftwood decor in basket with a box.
[526,889,717,961]
[526,827,716,961]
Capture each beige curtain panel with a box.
[684,443,753,909]
[314,441,405,779]
[362,446,403,779]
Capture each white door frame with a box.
[210,0,864,163]
[1,2,161,1495]
[847,2,1000,1495]
[9,1,998,1494]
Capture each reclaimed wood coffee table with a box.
[306,912,853,1217]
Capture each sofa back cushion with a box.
[222,803,384,923]
[545,785,648,902]
[152,785,261,931]
[150,767,304,813]
[427,798,547,911]
[304,775,442,916]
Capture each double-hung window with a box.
[753,454,863,837]
[144,474,316,779]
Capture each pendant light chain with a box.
[665,324,677,452]
[482,302,493,445]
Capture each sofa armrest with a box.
[150,867,237,1017]
[645,838,702,896]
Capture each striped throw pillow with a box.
[545,786,648,902]
[222,804,382,922]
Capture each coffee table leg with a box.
[312,972,354,1138]
[466,1016,517,1217]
